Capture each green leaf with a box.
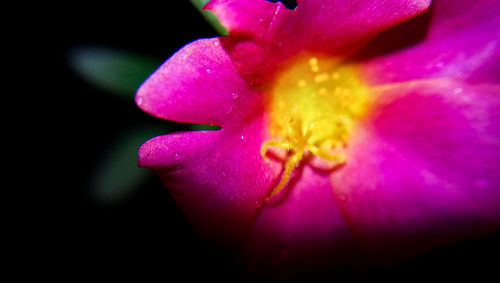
[189,124,222,131]
[190,0,228,35]
[88,125,165,204]
[68,46,162,99]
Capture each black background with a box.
[19,1,499,281]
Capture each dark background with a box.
[21,1,499,281]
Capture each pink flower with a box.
[136,0,500,277]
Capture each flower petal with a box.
[242,166,363,277]
[135,37,257,127]
[357,0,500,84]
[206,0,431,83]
[331,79,500,263]
[138,114,281,244]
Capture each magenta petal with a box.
[135,38,256,126]
[206,0,431,83]
[359,0,500,84]
[242,166,362,276]
[138,115,280,244]
[331,80,500,263]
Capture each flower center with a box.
[261,54,370,200]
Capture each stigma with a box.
[261,54,370,201]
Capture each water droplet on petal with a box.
[174,153,180,161]
[205,68,211,73]
[241,135,245,140]
[136,96,143,106]
[232,92,239,100]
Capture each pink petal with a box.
[242,166,363,278]
[357,0,500,84]
[135,37,261,127]
[331,79,500,264]
[206,0,431,84]
[138,114,281,244]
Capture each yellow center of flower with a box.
[261,54,370,200]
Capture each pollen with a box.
[309,57,320,72]
[261,54,370,201]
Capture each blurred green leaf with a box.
[189,124,222,131]
[190,0,228,35]
[89,125,165,204]
[68,46,161,99]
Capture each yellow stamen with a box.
[261,54,371,200]
[265,146,304,201]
